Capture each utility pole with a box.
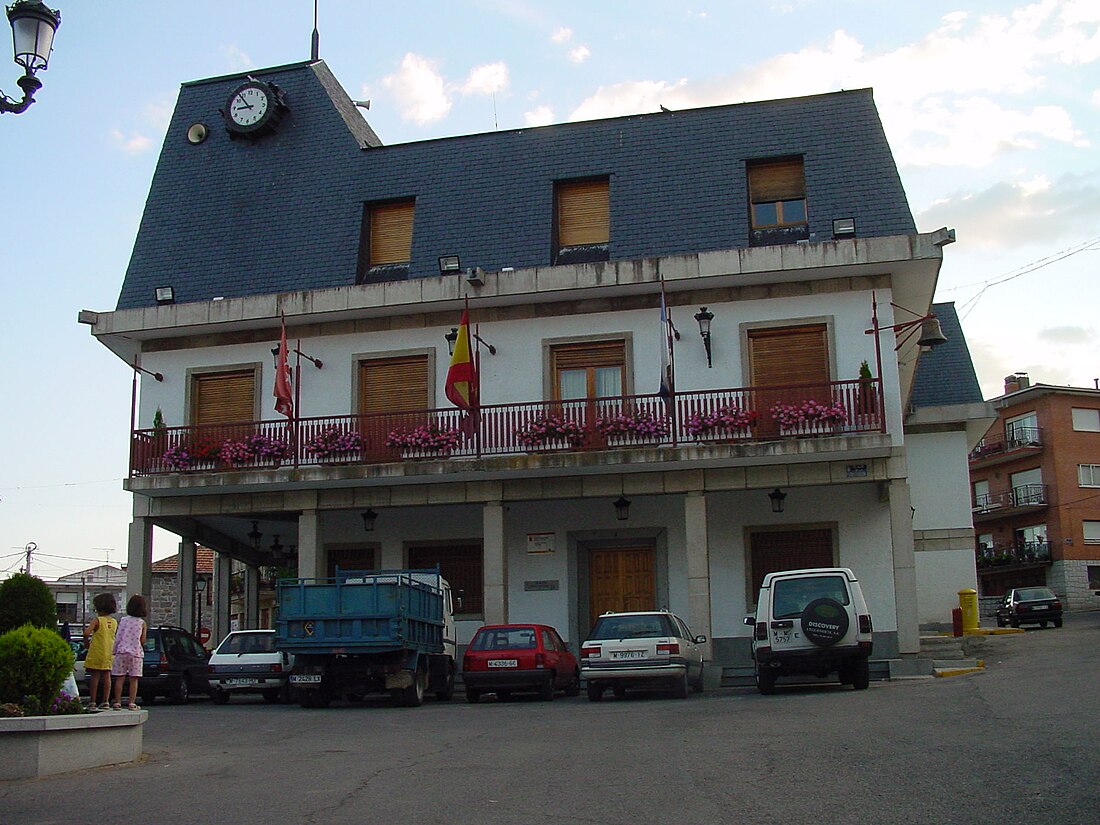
[23,541,36,575]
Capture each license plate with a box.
[487,659,518,668]
[774,630,792,645]
[611,650,646,660]
[225,678,258,687]
[1032,605,1048,610]
[291,674,322,684]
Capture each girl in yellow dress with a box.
[83,593,118,710]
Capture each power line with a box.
[0,478,125,492]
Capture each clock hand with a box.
[234,95,254,110]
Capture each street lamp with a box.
[1,2,61,115]
[194,576,208,639]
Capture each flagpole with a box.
[661,278,678,445]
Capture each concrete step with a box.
[720,659,890,688]
[918,636,967,659]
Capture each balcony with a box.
[976,541,1052,571]
[971,483,1049,522]
[968,427,1043,468]
[130,380,883,478]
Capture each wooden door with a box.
[328,547,377,578]
[749,529,834,602]
[589,548,655,627]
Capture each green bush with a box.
[0,573,58,633]
[0,625,74,706]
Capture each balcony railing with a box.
[969,427,1043,463]
[972,483,1049,518]
[976,541,1052,569]
[130,379,883,477]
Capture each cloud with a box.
[1038,325,1097,345]
[109,129,152,154]
[551,26,572,43]
[221,44,253,73]
[570,78,690,121]
[917,171,1100,248]
[569,45,591,64]
[524,105,555,127]
[460,62,509,96]
[381,53,451,124]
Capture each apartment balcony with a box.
[976,541,1053,572]
[968,427,1043,468]
[128,379,885,485]
[971,483,1049,523]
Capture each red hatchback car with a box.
[462,624,581,702]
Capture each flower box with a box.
[685,405,758,441]
[770,400,847,436]
[386,424,462,456]
[595,412,671,444]
[303,427,363,461]
[514,414,584,450]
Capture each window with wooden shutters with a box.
[408,545,483,615]
[748,159,807,228]
[555,178,609,263]
[368,200,415,266]
[191,370,256,425]
[748,325,829,388]
[358,355,430,414]
[551,340,625,400]
[748,528,834,602]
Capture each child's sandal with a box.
[127,703,140,711]
[111,703,122,710]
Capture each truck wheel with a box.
[401,664,427,708]
[436,663,455,701]
[852,657,870,690]
[587,682,603,702]
[212,689,230,705]
[538,674,555,701]
[756,665,776,695]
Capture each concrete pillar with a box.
[888,479,920,654]
[177,538,196,633]
[244,565,260,630]
[125,518,154,607]
[212,551,232,647]
[684,492,712,641]
[482,501,507,624]
[298,510,323,579]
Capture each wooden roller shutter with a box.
[551,340,624,371]
[557,179,609,247]
[748,324,829,387]
[408,545,483,615]
[358,355,430,414]
[748,160,805,203]
[369,201,415,265]
[749,529,834,601]
[192,370,255,425]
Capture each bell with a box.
[916,317,947,348]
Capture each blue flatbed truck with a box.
[275,569,456,708]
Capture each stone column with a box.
[482,501,507,624]
[177,538,196,633]
[298,510,323,579]
[889,479,920,654]
[212,551,232,647]
[243,565,260,630]
[684,492,712,642]
[125,517,154,608]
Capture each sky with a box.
[1,0,1097,581]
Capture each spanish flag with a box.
[445,308,478,410]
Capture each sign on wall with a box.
[527,532,556,554]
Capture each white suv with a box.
[580,610,706,700]
[744,567,873,695]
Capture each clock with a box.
[222,79,287,139]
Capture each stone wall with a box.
[150,572,178,626]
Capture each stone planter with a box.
[0,710,147,779]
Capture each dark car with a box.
[140,625,214,704]
[462,623,580,702]
[996,587,1063,628]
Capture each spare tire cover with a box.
[800,598,849,647]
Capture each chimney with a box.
[1004,372,1030,394]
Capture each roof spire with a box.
[311,0,320,61]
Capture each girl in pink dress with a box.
[111,594,148,710]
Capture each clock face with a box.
[229,85,270,127]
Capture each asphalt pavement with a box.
[3,612,1099,825]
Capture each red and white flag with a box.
[274,315,294,418]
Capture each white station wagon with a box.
[207,630,295,704]
[580,610,706,700]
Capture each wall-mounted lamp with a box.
[155,286,175,304]
[247,521,263,550]
[1,1,61,115]
[613,496,631,521]
[193,576,208,594]
[361,509,378,532]
[132,362,164,382]
[768,488,787,513]
[445,326,496,356]
[271,345,323,369]
[438,255,461,274]
[270,535,283,556]
[694,307,714,368]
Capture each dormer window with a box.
[554,177,609,264]
[358,199,415,283]
[748,158,808,245]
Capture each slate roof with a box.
[116,60,917,310]
[909,302,986,408]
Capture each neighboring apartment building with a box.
[46,564,127,632]
[81,59,981,678]
[970,374,1100,610]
